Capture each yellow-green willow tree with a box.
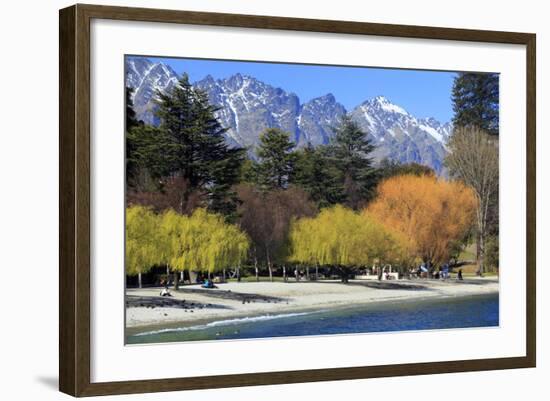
[126,205,162,288]
[289,205,403,282]
[160,208,250,288]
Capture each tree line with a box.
[448,72,499,273]
[125,71,499,285]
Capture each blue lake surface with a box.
[126,293,499,345]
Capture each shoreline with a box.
[125,278,499,335]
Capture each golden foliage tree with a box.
[126,205,162,288]
[160,208,250,288]
[368,174,477,269]
[126,206,250,289]
[289,205,403,282]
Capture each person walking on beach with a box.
[457,269,463,280]
[442,263,449,280]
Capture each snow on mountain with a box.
[126,58,453,174]
[296,93,346,147]
[194,73,300,149]
[126,57,179,125]
[349,96,451,173]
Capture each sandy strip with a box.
[125,278,498,332]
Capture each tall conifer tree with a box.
[255,128,296,190]
[451,72,499,135]
[128,75,245,218]
[292,144,345,208]
[326,116,377,209]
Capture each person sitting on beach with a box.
[419,263,428,278]
[160,287,172,297]
[202,279,216,289]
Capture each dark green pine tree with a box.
[126,87,139,186]
[255,128,296,190]
[126,123,166,190]
[326,115,377,209]
[153,74,245,218]
[126,87,140,130]
[292,143,345,208]
[126,86,155,189]
[451,72,499,135]
[239,158,260,184]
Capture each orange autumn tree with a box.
[367,174,477,270]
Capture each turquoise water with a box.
[126,293,499,345]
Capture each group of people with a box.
[413,263,463,280]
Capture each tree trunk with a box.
[315,264,319,281]
[254,256,259,282]
[222,268,226,283]
[173,272,179,290]
[138,272,142,289]
[341,267,349,283]
[266,250,273,282]
[476,192,490,276]
[180,271,184,283]
[476,231,481,261]
[477,232,485,276]
[283,265,287,282]
[306,266,310,281]
[237,264,241,282]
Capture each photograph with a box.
[124,55,500,345]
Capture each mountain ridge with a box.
[126,57,452,174]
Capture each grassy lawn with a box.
[458,242,477,262]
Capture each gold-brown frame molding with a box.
[59,3,536,397]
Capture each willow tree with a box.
[126,206,162,288]
[158,209,187,288]
[160,208,250,288]
[368,174,477,270]
[289,205,402,282]
[361,210,407,274]
[185,209,250,278]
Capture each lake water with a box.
[126,293,499,345]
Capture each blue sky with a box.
[148,56,457,123]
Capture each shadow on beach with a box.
[177,287,287,304]
[126,295,231,310]
[346,281,432,291]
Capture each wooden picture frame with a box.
[59,3,536,397]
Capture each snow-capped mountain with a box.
[195,73,301,149]
[349,96,452,173]
[126,58,452,174]
[297,93,347,147]
[126,57,179,125]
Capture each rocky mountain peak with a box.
[127,58,452,174]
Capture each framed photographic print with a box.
[59,3,536,397]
